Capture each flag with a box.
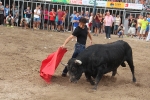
[40,47,67,83]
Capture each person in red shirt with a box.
[49,8,56,31]
[57,8,65,32]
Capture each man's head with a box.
[58,8,61,11]
[85,11,89,15]
[52,8,54,12]
[9,13,11,17]
[73,11,76,14]
[143,16,147,20]
[76,12,79,17]
[67,58,84,83]
[130,15,133,19]
[6,4,9,8]
[0,2,2,5]
[106,11,110,16]
[117,15,120,18]
[79,17,87,29]
[27,6,30,10]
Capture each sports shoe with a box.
[109,38,111,39]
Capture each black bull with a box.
[66,40,136,90]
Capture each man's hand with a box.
[61,44,65,48]
[90,40,92,45]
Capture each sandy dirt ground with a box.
[0,26,150,100]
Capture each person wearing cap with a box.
[0,2,4,25]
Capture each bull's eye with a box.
[72,67,76,71]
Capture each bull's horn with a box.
[75,60,82,65]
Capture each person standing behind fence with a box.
[13,7,19,26]
[4,4,9,25]
[93,13,100,36]
[137,15,143,37]
[104,11,114,39]
[64,9,69,32]
[139,17,148,40]
[69,11,76,32]
[84,11,90,28]
[43,8,48,29]
[88,12,93,32]
[33,6,41,30]
[128,19,137,38]
[57,8,65,32]
[0,2,4,25]
[114,15,121,35]
[49,8,56,31]
[24,6,32,29]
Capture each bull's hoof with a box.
[121,62,126,67]
[133,78,136,82]
[92,86,97,90]
[90,82,95,85]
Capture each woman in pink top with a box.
[43,8,48,28]
[104,11,114,39]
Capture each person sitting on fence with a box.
[117,24,125,38]
[24,6,32,29]
[6,13,13,27]
[20,18,26,29]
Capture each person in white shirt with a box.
[88,13,93,31]
[114,15,121,35]
[33,6,41,29]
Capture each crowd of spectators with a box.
[0,1,150,42]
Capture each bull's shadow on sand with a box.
[50,74,141,88]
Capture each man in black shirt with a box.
[61,17,92,77]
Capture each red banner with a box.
[70,0,82,4]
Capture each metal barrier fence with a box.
[0,0,146,31]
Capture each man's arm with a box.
[61,35,74,48]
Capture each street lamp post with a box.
[91,0,96,33]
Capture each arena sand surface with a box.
[0,26,150,100]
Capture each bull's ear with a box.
[75,59,82,65]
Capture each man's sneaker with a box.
[61,73,67,77]
[109,38,111,39]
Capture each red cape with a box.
[40,47,67,83]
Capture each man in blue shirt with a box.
[69,11,76,32]
[24,6,32,28]
[4,4,9,25]
[73,12,81,31]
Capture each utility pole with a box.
[91,0,96,33]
